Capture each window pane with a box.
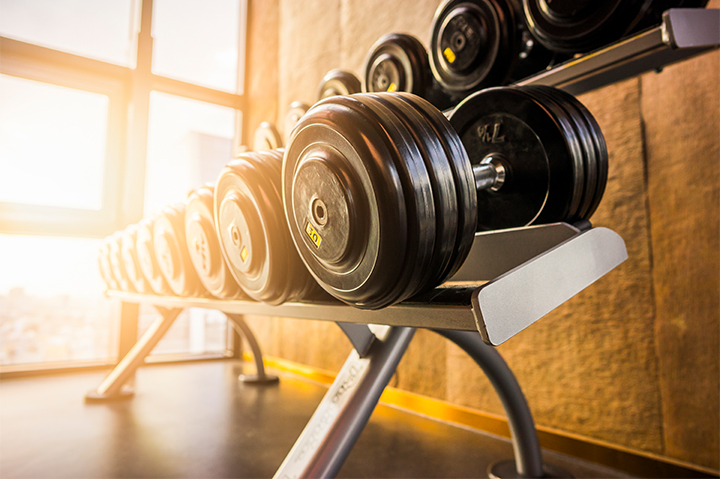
[144,91,235,217]
[0,0,138,67]
[152,0,242,93]
[0,74,108,210]
[0,234,119,366]
[139,306,228,356]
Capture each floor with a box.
[0,360,632,479]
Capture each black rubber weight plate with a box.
[449,87,579,230]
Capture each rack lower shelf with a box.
[107,224,628,346]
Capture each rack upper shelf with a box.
[516,8,720,96]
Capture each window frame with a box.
[0,0,248,373]
[0,0,248,237]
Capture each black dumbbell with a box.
[153,203,206,297]
[429,0,560,96]
[318,69,362,100]
[108,231,135,293]
[97,240,120,291]
[363,33,456,110]
[522,0,708,54]
[283,101,310,144]
[283,86,607,309]
[136,217,173,295]
[185,185,245,299]
[214,149,321,304]
[121,224,154,294]
[253,121,283,151]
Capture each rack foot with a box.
[239,373,279,384]
[488,460,573,479]
[84,385,135,403]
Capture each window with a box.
[0,0,247,370]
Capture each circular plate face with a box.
[362,33,430,96]
[317,69,362,100]
[186,185,243,299]
[121,225,153,294]
[283,101,310,143]
[449,87,581,230]
[215,150,318,304]
[429,0,516,94]
[522,0,650,53]
[253,122,283,151]
[153,204,204,297]
[136,218,173,295]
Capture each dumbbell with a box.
[136,217,173,295]
[429,0,559,96]
[214,149,321,304]
[153,203,206,297]
[282,86,607,309]
[318,69,362,99]
[185,185,245,299]
[363,33,456,110]
[522,0,709,54]
[108,232,135,292]
[283,101,310,144]
[253,121,283,151]
[121,225,153,294]
[97,240,120,291]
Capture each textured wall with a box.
[243,0,720,471]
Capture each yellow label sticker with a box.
[443,47,456,64]
[305,222,322,248]
[387,82,397,93]
[241,246,249,262]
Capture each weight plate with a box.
[506,0,562,82]
[430,0,517,94]
[153,203,205,297]
[253,121,283,151]
[98,241,119,291]
[186,185,244,299]
[363,33,430,96]
[449,86,581,230]
[284,92,472,308]
[284,95,420,309]
[526,85,600,220]
[318,69,362,100]
[519,86,585,221]
[397,94,477,285]
[215,149,319,304]
[522,0,651,53]
[121,225,153,294]
[551,87,608,219]
[109,232,135,292]
[136,217,173,295]
[283,101,310,143]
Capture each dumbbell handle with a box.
[473,155,506,192]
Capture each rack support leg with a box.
[274,326,416,479]
[433,329,571,479]
[225,314,279,384]
[85,307,183,402]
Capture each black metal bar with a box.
[433,329,545,478]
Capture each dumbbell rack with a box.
[94,223,627,478]
[89,10,718,479]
